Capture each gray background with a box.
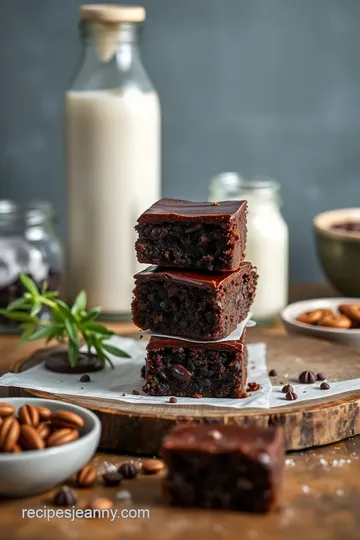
[1,0,360,281]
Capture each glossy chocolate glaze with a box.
[162,424,284,458]
[134,262,252,290]
[137,198,247,224]
[147,335,245,352]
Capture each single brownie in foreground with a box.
[162,424,284,513]
[143,331,248,398]
[132,263,257,340]
[135,198,247,272]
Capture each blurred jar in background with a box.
[210,173,289,324]
[0,201,62,333]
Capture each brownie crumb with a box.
[269,369,278,377]
[132,389,140,395]
[193,393,202,399]
[169,397,177,403]
[320,382,330,390]
[212,201,219,206]
[247,382,261,392]
[122,393,126,396]
[139,333,144,340]
[80,374,91,383]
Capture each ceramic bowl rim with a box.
[0,397,101,462]
[313,208,360,242]
[281,298,360,335]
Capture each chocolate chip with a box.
[132,390,140,395]
[269,369,278,377]
[116,489,132,503]
[103,471,122,486]
[118,462,138,480]
[139,334,143,340]
[299,370,316,384]
[282,384,294,394]
[320,382,330,390]
[140,365,146,378]
[52,486,78,506]
[79,374,91,383]
[316,373,326,381]
[122,393,126,396]
[171,365,192,382]
[286,391,298,401]
[169,397,177,403]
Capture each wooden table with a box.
[1,284,359,540]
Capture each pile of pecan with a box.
[0,403,84,453]
[296,303,360,329]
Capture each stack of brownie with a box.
[131,198,258,398]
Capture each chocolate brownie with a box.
[162,424,284,512]
[135,198,247,271]
[131,263,257,340]
[143,331,248,398]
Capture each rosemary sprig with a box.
[0,273,130,368]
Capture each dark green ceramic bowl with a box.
[314,208,360,296]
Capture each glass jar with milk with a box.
[64,5,160,319]
[210,173,289,324]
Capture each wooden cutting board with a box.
[8,328,360,454]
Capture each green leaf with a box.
[103,343,131,358]
[56,299,76,322]
[81,306,101,322]
[19,324,37,346]
[71,291,87,317]
[0,310,39,323]
[19,273,39,296]
[30,298,42,317]
[7,297,29,311]
[26,325,58,342]
[83,322,113,336]
[65,319,79,346]
[67,341,79,368]
[41,280,48,294]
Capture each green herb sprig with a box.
[0,273,130,368]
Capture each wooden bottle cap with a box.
[79,4,146,24]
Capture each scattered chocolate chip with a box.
[171,365,192,382]
[286,391,298,401]
[80,374,91,383]
[132,390,140,395]
[122,393,126,396]
[118,462,138,480]
[247,382,261,392]
[269,369,278,377]
[169,397,177,403]
[139,334,143,340]
[320,382,330,390]
[316,373,326,381]
[282,384,294,394]
[103,471,123,486]
[142,459,165,475]
[141,365,146,378]
[52,486,78,506]
[299,370,316,384]
[116,489,132,503]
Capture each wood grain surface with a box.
[0,284,359,540]
[8,327,360,453]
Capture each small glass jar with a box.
[210,173,289,324]
[0,200,62,333]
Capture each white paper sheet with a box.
[142,313,255,343]
[0,336,271,409]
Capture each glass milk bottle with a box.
[210,174,289,324]
[64,5,160,319]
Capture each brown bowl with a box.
[314,208,360,296]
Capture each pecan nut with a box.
[296,308,333,325]
[0,417,20,452]
[36,406,52,421]
[37,422,52,440]
[18,404,40,427]
[51,410,84,430]
[0,402,16,418]
[318,314,352,329]
[47,428,79,448]
[20,425,45,450]
[76,465,98,487]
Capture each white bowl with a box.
[0,398,101,498]
[281,298,360,348]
